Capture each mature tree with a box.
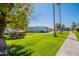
[71,22,76,31]
[0,3,33,52]
[56,23,65,32]
[6,3,33,30]
[55,23,61,31]
[61,24,65,32]
[61,24,65,29]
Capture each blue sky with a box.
[29,3,79,28]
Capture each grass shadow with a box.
[0,45,33,56]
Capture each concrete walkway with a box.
[56,32,79,56]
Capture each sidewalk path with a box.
[56,32,79,56]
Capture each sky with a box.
[29,3,79,28]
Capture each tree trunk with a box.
[0,28,7,53]
[0,38,7,52]
[0,12,7,53]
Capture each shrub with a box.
[76,28,79,32]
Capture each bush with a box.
[11,32,26,39]
[76,28,79,32]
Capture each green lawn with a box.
[74,32,79,41]
[6,32,69,56]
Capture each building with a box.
[27,26,52,32]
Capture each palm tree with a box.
[53,3,57,37]
[56,3,62,34]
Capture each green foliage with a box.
[74,32,79,41]
[76,28,79,32]
[0,3,33,30]
[61,24,65,29]
[55,23,61,29]
[55,23,65,30]
[71,22,77,31]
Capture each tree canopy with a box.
[0,3,33,30]
[55,23,65,30]
[71,22,76,31]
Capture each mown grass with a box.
[5,32,69,56]
[74,31,79,41]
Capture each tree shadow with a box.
[57,36,78,41]
[68,38,78,41]
[0,45,33,56]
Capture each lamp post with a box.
[57,3,62,34]
[53,3,57,37]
